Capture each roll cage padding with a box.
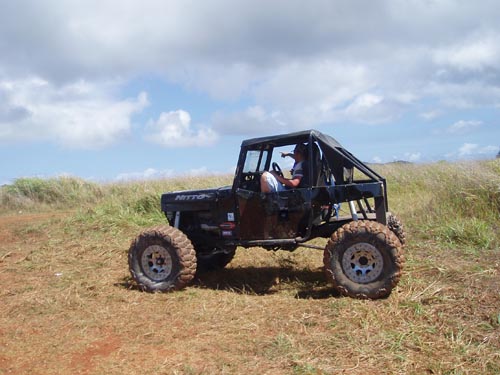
[239,129,384,185]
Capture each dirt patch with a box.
[70,335,122,374]
[0,211,69,227]
[0,212,70,243]
[0,355,11,371]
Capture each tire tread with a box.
[128,225,196,292]
[323,220,404,299]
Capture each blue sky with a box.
[1,0,499,185]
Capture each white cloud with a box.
[2,0,500,147]
[481,145,499,154]
[115,165,230,181]
[252,61,379,126]
[425,81,500,109]
[212,106,287,135]
[420,110,441,121]
[446,120,482,134]
[254,61,372,110]
[352,94,383,109]
[115,168,175,181]
[168,63,257,101]
[433,31,500,72]
[214,61,404,130]
[145,110,218,147]
[404,152,421,162]
[186,167,210,176]
[458,143,497,158]
[343,93,397,124]
[459,143,479,156]
[0,77,148,148]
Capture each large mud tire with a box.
[323,220,404,299]
[387,213,406,246]
[128,225,196,292]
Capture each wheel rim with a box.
[342,242,383,283]
[141,245,173,281]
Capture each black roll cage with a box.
[233,129,389,226]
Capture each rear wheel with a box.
[323,220,404,299]
[128,225,196,292]
[196,247,236,273]
[387,213,406,246]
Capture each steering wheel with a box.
[272,162,284,178]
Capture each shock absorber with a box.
[348,201,358,221]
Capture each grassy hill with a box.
[0,160,499,374]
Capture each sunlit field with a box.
[1,160,499,374]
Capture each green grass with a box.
[2,160,499,257]
[3,160,498,248]
[0,176,103,211]
[377,160,500,250]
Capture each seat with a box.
[310,142,322,187]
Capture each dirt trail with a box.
[0,211,71,247]
[0,212,69,228]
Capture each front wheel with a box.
[323,221,404,299]
[128,225,197,292]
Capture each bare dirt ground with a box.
[0,212,499,374]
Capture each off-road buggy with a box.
[128,129,406,299]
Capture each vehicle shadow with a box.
[196,266,341,299]
[118,267,340,299]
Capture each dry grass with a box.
[1,161,499,374]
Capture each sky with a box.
[1,0,500,185]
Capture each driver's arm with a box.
[281,152,295,159]
[275,174,302,188]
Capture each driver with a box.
[260,143,307,193]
